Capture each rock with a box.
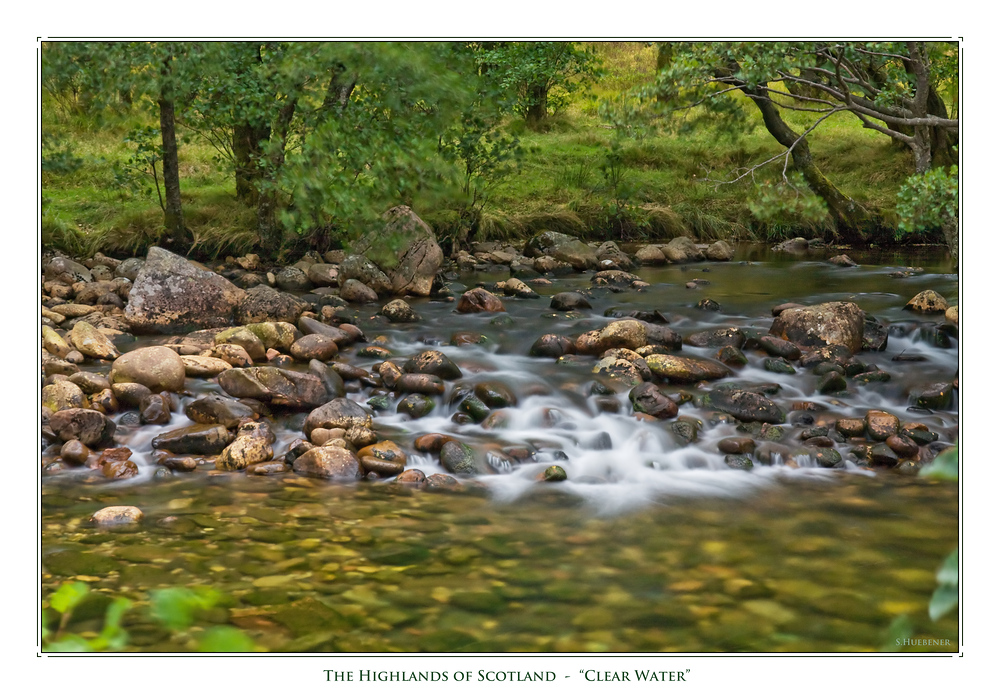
[529,334,575,358]
[661,237,704,263]
[207,343,257,371]
[139,393,172,424]
[886,434,919,459]
[69,322,119,360]
[524,231,598,270]
[719,437,756,455]
[292,446,363,479]
[915,382,954,410]
[584,319,646,353]
[396,393,435,419]
[533,256,573,275]
[60,440,91,466]
[904,290,949,313]
[309,360,347,399]
[396,373,446,396]
[829,254,857,267]
[42,381,88,412]
[705,240,734,261]
[214,326,267,362]
[865,410,899,441]
[591,270,642,290]
[754,335,801,360]
[764,357,796,374]
[817,370,847,394]
[274,266,312,293]
[296,316,351,345]
[339,278,379,304]
[180,355,233,377]
[216,435,274,471]
[110,346,187,392]
[473,381,517,409]
[289,334,340,362]
[836,418,865,438]
[100,448,138,479]
[717,345,748,367]
[635,245,666,265]
[110,382,152,408]
[457,287,505,313]
[307,263,339,287]
[596,241,635,269]
[152,424,233,455]
[550,292,591,311]
[45,256,94,283]
[945,305,958,324]
[42,325,73,358]
[707,386,785,424]
[49,408,116,447]
[183,395,254,428]
[541,465,567,482]
[91,506,143,525]
[439,440,491,476]
[869,443,899,467]
[124,247,245,333]
[685,327,745,349]
[113,258,144,281]
[350,206,443,296]
[629,383,678,419]
[642,323,684,350]
[303,398,372,437]
[380,299,420,323]
[496,277,539,299]
[769,301,866,354]
[458,395,490,422]
[403,350,462,380]
[862,314,889,352]
[594,357,643,386]
[646,354,730,384]
[772,237,809,254]
[236,285,307,324]
[219,367,326,408]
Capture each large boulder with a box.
[348,205,444,297]
[124,247,246,334]
[110,346,186,392]
[303,398,373,437]
[769,301,867,354]
[523,231,598,271]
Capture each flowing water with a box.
[40,244,960,652]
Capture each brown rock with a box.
[292,446,363,479]
[91,506,143,524]
[457,288,505,313]
[865,410,900,441]
[180,355,233,378]
[110,346,187,392]
[769,301,866,354]
[904,290,949,313]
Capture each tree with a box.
[482,42,599,127]
[896,165,958,260]
[650,41,958,234]
[42,41,200,250]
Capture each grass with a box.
[41,42,917,259]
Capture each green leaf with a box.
[881,614,913,652]
[45,634,93,652]
[920,446,958,481]
[149,587,218,631]
[48,582,90,615]
[197,626,256,652]
[936,548,958,586]
[929,583,958,621]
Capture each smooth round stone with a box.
[91,506,143,525]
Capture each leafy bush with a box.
[895,165,957,235]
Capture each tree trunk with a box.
[256,97,297,257]
[942,215,958,263]
[525,84,548,126]
[742,84,868,233]
[322,63,356,112]
[158,88,187,249]
[233,122,269,205]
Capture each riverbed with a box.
[40,243,959,652]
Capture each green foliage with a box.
[113,126,164,207]
[41,136,85,177]
[896,165,958,235]
[748,173,831,231]
[44,582,131,652]
[42,582,256,653]
[929,549,958,621]
[482,42,600,123]
[149,586,221,631]
[919,445,958,481]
